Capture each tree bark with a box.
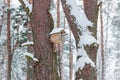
[7,0,12,80]
[61,0,80,47]
[61,0,99,80]
[79,0,99,80]
[31,0,59,80]
[0,25,2,35]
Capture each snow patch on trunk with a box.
[75,49,95,70]
[66,0,93,28]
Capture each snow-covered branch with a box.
[21,41,34,46]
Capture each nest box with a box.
[49,28,66,44]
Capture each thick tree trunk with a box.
[61,0,99,80]
[31,0,59,80]
[79,0,99,80]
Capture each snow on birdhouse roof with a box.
[49,27,65,35]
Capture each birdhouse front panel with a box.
[50,33,64,44]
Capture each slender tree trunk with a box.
[56,0,63,79]
[7,0,12,80]
[69,29,73,80]
[100,3,104,80]
[31,0,59,80]
[57,0,60,28]
[0,25,2,35]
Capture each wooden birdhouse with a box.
[49,28,66,44]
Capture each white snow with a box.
[75,48,95,70]
[66,0,93,28]
[97,0,102,5]
[0,36,7,45]
[21,41,34,46]
[24,52,34,58]
[33,58,39,62]
[22,0,32,13]
[24,52,39,62]
[49,27,65,34]
[76,56,95,70]
[80,32,97,46]
[11,0,21,8]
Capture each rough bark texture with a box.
[7,0,12,80]
[57,0,60,28]
[83,0,98,23]
[31,0,59,80]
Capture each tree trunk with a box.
[61,0,99,80]
[61,0,80,47]
[57,0,60,28]
[69,30,73,80]
[31,0,59,80]
[79,0,99,80]
[7,0,12,80]
[0,25,2,35]
[56,0,63,79]
[100,3,104,80]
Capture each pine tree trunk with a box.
[31,0,59,80]
[56,0,63,79]
[0,25,2,35]
[7,0,12,80]
[69,30,73,80]
[79,0,99,80]
[61,0,99,80]
[100,3,104,80]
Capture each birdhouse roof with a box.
[49,27,65,35]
